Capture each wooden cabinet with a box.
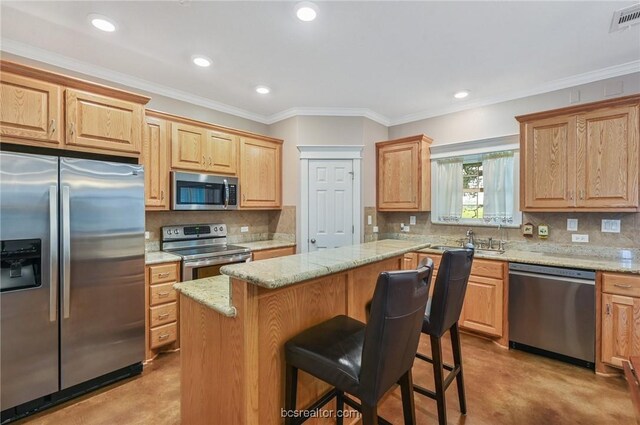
[206,130,238,175]
[517,95,640,211]
[171,123,207,171]
[601,272,640,368]
[0,72,62,146]
[142,116,169,210]
[65,89,143,155]
[145,261,181,362]
[239,137,282,209]
[376,134,432,211]
[251,245,296,261]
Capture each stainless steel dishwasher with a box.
[509,262,595,369]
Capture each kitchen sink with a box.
[429,245,504,256]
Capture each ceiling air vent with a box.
[610,3,640,32]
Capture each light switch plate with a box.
[240,226,249,233]
[601,219,621,233]
[367,215,372,225]
[409,216,416,225]
[144,231,150,240]
[566,218,578,232]
[372,226,379,233]
[572,234,589,243]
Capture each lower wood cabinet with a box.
[601,272,640,368]
[145,261,181,362]
[251,245,295,261]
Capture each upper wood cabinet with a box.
[171,123,207,171]
[239,137,282,209]
[0,61,150,157]
[517,95,640,211]
[65,89,144,155]
[205,130,238,175]
[0,72,63,146]
[376,134,432,211]
[142,116,170,210]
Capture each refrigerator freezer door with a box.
[60,158,145,389]
[0,152,59,409]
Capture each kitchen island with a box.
[175,239,430,425]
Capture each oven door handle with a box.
[224,179,229,209]
[183,254,251,269]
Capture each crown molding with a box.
[0,39,271,124]
[265,107,390,126]
[2,38,638,129]
[388,60,640,126]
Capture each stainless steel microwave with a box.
[171,171,238,210]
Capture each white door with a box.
[308,160,354,252]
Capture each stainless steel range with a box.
[161,224,251,281]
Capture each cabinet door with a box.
[602,293,640,367]
[171,123,206,171]
[239,137,282,209]
[65,88,143,155]
[522,115,577,209]
[576,106,639,208]
[377,141,420,210]
[142,117,169,210]
[0,72,62,145]
[206,130,238,175]
[460,275,503,337]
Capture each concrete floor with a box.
[18,333,633,425]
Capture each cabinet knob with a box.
[69,122,75,136]
[161,190,164,201]
[605,303,611,316]
[49,119,56,134]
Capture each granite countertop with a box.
[235,240,296,252]
[220,239,430,289]
[145,251,182,265]
[417,247,640,274]
[174,275,236,317]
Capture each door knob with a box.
[310,239,316,243]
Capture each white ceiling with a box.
[1,1,639,125]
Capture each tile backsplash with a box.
[368,210,639,250]
[145,205,296,250]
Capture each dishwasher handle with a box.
[509,270,595,285]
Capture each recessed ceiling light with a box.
[255,86,271,95]
[192,55,212,67]
[296,2,318,22]
[89,14,117,32]
[454,90,470,99]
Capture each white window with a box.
[430,136,522,227]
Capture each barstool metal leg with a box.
[361,403,379,425]
[284,364,298,425]
[336,390,344,425]
[450,322,467,414]
[430,335,447,425]
[399,370,416,425]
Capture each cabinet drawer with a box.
[602,272,640,297]
[471,259,504,279]
[149,263,178,284]
[252,246,295,261]
[150,282,177,306]
[150,323,177,349]
[150,302,177,327]
[419,253,442,269]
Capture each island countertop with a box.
[220,239,430,289]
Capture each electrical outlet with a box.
[572,234,589,243]
[402,225,410,232]
[601,219,621,233]
[372,226,379,233]
[367,215,372,225]
[409,216,416,225]
[240,226,249,233]
[566,219,578,232]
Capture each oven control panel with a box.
[162,223,227,240]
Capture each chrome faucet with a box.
[466,229,475,247]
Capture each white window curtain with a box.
[482,152,515,224]
[434,159,463,222]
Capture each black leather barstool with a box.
[283,259,434,425]
[414,248,474,425]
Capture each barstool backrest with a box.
[428,249,474,337]
[359,258,433,405]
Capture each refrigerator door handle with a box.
[49,186,58,322]
[62,185,71,319]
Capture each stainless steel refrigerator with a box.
[0,151,145,418]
